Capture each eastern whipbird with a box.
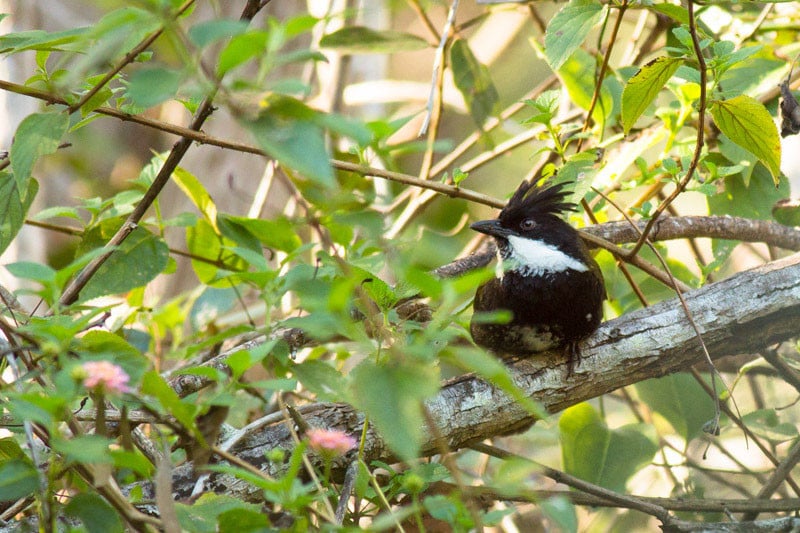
[469,179,605,374]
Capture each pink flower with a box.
[80,361,131,395]
[307,428,356,457]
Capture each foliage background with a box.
[1,0,800,531]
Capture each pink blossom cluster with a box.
[80,361,131,395]
[307,428,356,457]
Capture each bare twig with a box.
[627,0,707,258]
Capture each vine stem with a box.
[576,0,628,152]
[627,0,707,258]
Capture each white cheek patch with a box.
[506,235,589,275]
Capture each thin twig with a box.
[470,442,673,524]
[627,0,707,258]
[576,0,628,152]
[418,0,459,137]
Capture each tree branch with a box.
[140,252,800,502]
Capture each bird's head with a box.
[470,179,589,275]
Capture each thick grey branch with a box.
[151,253,800,502]
[435,215,800,278]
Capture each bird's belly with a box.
[470,269,604,355]
[469,322,561,355]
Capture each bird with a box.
[469,178,605,374]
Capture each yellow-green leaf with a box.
[545,0,605,71]
[621,56,683,133]
[710,95,781,184]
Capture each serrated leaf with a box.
[621,56,683,133]
[78,226,169,301]
[709,95,781,184]
[351,361,439,460]
[545,0,605,71]
[10,111,69,191]
[0,173,38,256]
[319,26,428,54]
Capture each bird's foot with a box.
[565,341,582,377]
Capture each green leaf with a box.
[10,111,69,191]
[559,403,609,484]
[449,348,546,419]
[0,438,25,461]
[186,218,247,285]
[79,330,148,384]
[174,494,262,533]
[65,492,124,533]
[0,459,39,501]
[351,361,439,460]
[450,39,499,127]
[173,166,218,227]
[140,371,198,432]
[558,48,615,129]
[708,165,788,221]
[635,373,716,441]
[545,0,605,71]
[0,173,38,256]
[651,3,689,25]
[217,31,268,75]
[5,261,56,285]
[79,226,169,301]
[559,403,657,492]
[0,27,86,53]
[709,95,781,183]
[539,496,578,533]
[218,215,301,253]
[773,199,800,227]
[292,360,348,402]
[741,409,798,443]
[218,508,269,533]
[621,56,683,133]
[126,66,183,108]
[319,26,428,54]
[240,96,334,187]
[188,19,249,48]
[52,434,112,465]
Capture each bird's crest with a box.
[499,179,576,222]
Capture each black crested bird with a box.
[469,179,605,373]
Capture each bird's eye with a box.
[520,218,535,230]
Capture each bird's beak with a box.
[470,219,512,239]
